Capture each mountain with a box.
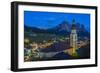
[24,21,70,35]
[24,25,53,33]
[52,21,71,32]
[24,20,90,38]
[76,23,90,38]
[49,21,71,36]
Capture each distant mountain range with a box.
[24,21,90,38]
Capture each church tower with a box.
[70,19,78,54]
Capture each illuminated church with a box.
[70,19,78,55]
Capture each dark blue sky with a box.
[24,11,90,31]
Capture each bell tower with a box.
[70,19,78,54]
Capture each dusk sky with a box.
[24,11,90,31]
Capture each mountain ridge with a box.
[24,20,90,38]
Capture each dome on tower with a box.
[71,19,76,29]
